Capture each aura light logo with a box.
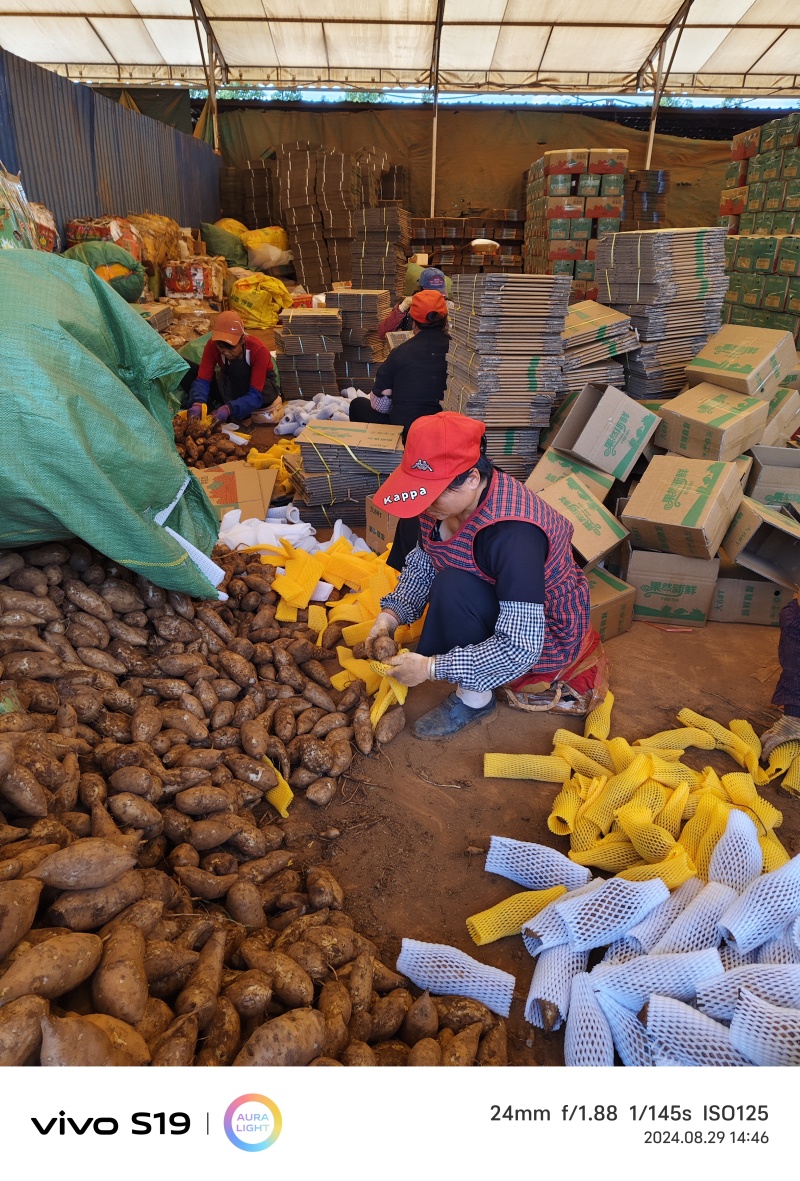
[224,1095,282,1152]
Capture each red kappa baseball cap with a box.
[377,412,486,518]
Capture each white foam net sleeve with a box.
[719,943,759,971]
[649,882,738,955]
[522,878,604,957]
[596,990,654,1067]
[602,937,643,965]
[730,988,800,1067]
[718,853,800,953]
[708,810,763,893]
[757,918,800,965]
[564,973,615,1067]
[696,963,800,1022]
[525,944,588,1030]
[555,877,670,953]
[395,939,516,1018]
[590,948,724,1011]
[646,994,752,1067]
[485,836,591,891]
[627,877,704,952]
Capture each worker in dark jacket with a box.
[185,310,281,424]
[349,289,449,440]
[364,413,605,739]
[377,266,451,339]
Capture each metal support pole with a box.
[430,95,439,217]
[644,42,665,171]
[207,32,220,154]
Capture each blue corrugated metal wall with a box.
[0,50,220,235]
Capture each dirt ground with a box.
[274,618,794,1067]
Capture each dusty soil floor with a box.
[275,619,794,1067]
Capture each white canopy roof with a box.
[1,0,799,96]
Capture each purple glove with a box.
[212,405,230,423]
[187,404,202,419]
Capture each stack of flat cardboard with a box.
[351,207,410,299]
[444,273,571,478]
[561,300,640,393]
[239,157,278,230]
[596,227,729,398]
[325,289,391,391]
[316,149,360,285]
[291,419,403,527]
[274,307,343,401]
[276,143,330,293]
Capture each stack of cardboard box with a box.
[325,289,391,393]
[408,210,525,277]
[523,148,629,302]
[290,419,403,528]
[273,307,343,401]
[621,170,670,231]
[351,206,411,300]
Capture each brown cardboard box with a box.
[733,454,754,487]
[621,456,744,560]
[746,445,800,509]
[653,383,769,462]
[709,569,793,625]
[624,551,720,627]
[535,474,629,570]
[548,384,660,481]
[365,494,399,555]
[526,447,615,503]
[587,568,636,640]
[190,462,277,523]
[760,386,800,445]
[685,326,797,401]
[722,496,800,589]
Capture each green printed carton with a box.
[548,382,660,481]
[653,384,769,462]
[621,456,744,560]
[624,551,720,627]
[685,324,797,400]
[536,474,629,570]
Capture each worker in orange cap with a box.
[349,289,449,442]
[185,310,281,424]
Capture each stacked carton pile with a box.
[409,211,525,277]
[239,157,279,230]
[444,273,571,479]
[316,149,360,285]
[276,143,330,293]
[273,307,343,401]
[561,301,640,394]
[381,165,411,207]
[719,115,800,238]
[357,148,389,207]
[326,289,391,393]
[524,148,628,302]
[621,170,670,231]
[289,419,403,528]
[351,206,410,299]
[526,325,800,641]
[596,227,729,399]
[724,233,800,341]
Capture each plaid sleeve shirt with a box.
[433,601,545,692]
[380,545,435,624]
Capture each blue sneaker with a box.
[412,692,496,740]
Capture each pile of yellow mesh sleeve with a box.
[484,690,800,890]
[246,438,299,498]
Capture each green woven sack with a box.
[62,239,147,302]
[200,221,248,268]
[0,252,220,598]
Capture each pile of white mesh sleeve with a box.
[591,948,724,1011]
[646,994,753,1066]
[396,939,516,1017]
[525,944,588,1030]
[696,964,800,1021]
[718,855,800,953]
[649,882,737,954]
[564,973,615,1066]
[708,811,763,893]
[730,988,800,1066]
[484,836,592,891]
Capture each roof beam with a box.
[189,0,227,83]
[6,12,799,28]
[637,0,695,90]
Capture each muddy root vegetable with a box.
[0,932,102,1006]
[233,1008,326,1067]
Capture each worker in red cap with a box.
[185,310,282,424]
[365,412,606,739]
[349,289,449,442]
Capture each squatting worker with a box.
[760,589,800,759]
[364,412,606,740]
[376,265,452,339]
[185,310,282,425]
[349,290,449,441]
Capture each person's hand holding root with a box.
[387,651,435,687]
[364,610,400,660]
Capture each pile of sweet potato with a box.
[173,415,250,468]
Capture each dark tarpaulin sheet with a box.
[94,89,193,135]
[219,106,730,228]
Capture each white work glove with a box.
[399,296,413,313]
[388,650,434,687]
[760,714,800,760]
[365,610,399,658]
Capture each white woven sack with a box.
[485,835,591,891]
[627,877,704,952]
[646,994,752,1067]
[596,990,654,1067]
[708,809,763,893]
[757,918,800,965]
[395,939,516,1017]
[522,878,604,957]
[554,877,669,953]
[696,963,800,1022]
[590,947,724,1011]
[718,853,800,953]
[564,973,615,1067]
[525,944,588,1030]
[649,882,737,955]
[730,988,800,1067]
[601,937,642,966]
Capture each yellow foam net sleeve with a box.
[342,619,374,646]
[784,753,800,795]
[615,805,678,865]
[678,791,730,867]
[272,551,326,610]
[548,780,585,835]
[335,646,382,696]
[655,783,690,838]
[616,844,697,888]
[634,727,716,751]
[369,677,406,727]
[552,743,611,779]
[568,832,642,873]
[720,772,782,832]
[262,757,294,818]
[760,830,791,871]
[766,740,800,782]
[605,736,639,773]
[275,599,298,622]
[483,754,572,782]
[466,885,567,945]
[307,604,327,636]
[552,730,615,771]
[584,690,614,740]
